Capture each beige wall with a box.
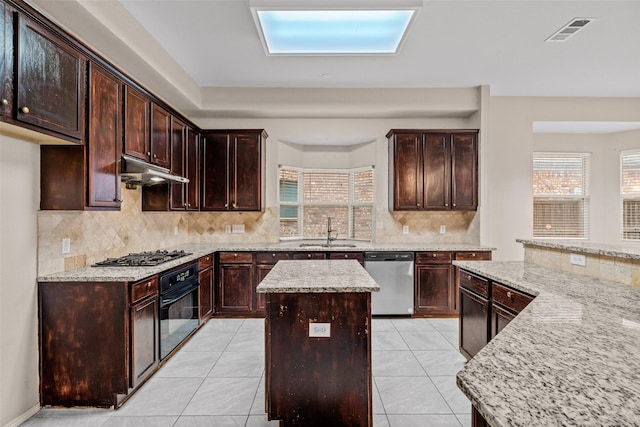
[0,135,40,426]
[483,97,640,261]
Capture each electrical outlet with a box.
[309,322,331,338]
[232,224,245,234]
[174,226,179,236]
[402,225,409,234]
[225,225,231,233]
[61,238,70,254]
[439,225,446,234]
[570,253,586,266]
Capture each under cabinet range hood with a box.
[120,154,189,186]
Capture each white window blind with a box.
[621,150,640,240]
[278,166,374,241]
[533,153,590,238]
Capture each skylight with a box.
[254,9,415,55]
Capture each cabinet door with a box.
[131,295,159,388]
[218,264,253,313]
[0,2,14,118]
[231,133,262,211]
[459,287,489,360]
[415,264,454,316]
[490,303,515,339]
[87,63,121,209]
[170,116,187,210]
[451,132,478,210]
[16,14,85,140]
[150,103,170,168]
[201,132,229,210]
[422,132,451,209]
[123,86,150,160]
[185,128,200,210]
[199,267,213,320]
[391,132,422,210]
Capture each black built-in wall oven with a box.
[159,262,199,360]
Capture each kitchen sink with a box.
[298,243,357,248]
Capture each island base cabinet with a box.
[459,287,489,361]
[265,292,372,427]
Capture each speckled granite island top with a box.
[453,261,640,427]
[256,260,380,293]
[517,238,640,260]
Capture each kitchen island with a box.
[453,260,640,427]
[256,260,379,427]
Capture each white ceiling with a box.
[31,0,640,122]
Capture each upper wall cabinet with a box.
[388,129,478,211]
[123,85,150,160]
[150,103,171,169]
[40,62,122,210]
[0,1,13,118]
[201,130,267,212]
[16,13,86,141]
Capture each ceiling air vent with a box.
[546,18,595,42]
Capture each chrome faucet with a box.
[327,217,337,246]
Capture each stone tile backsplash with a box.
[38,185,480,276]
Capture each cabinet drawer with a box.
[292,252,326,260]
[131,277,158,303]
[219,252,253,264]
[492,283,534,314]
[458,270,489,298]
[455,251,492,261]
[416,252,452,264]
[199,254,213,270]
[255,252,291,264]
[328,252,364,262]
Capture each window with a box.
[621,150,640,240]
[533,153,590,238]
[279,166,374,240]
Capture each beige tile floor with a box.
[21,318,471,427]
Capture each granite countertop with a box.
[517,238,640,260]
[453,260,640,427]
[256,259,380,293]
[38,242,494,282]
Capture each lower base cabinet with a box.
[39,278,158,407]
[130,277,159,388]
[458,268,534,360]
[198,254,214,320]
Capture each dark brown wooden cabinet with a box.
[458,268,535,360]
[16,13,85,140]
[388,130,478,211]
[459,271,490,360]
[86,62,121,209]
[198,254,214,320]
[216,252,254,314]
[0,1,13,118]
[150,103,171,168]
[490,282,534,339]
[40,62,121,210]
[170,118,199,211]
[130,277,159,388]
[328,251,365,265]
[415,252,455,316]
[39,275,162,407]
[255,252,290,313]
[123,85,150,160]
[201,130,266,211]
[414,251,490,317]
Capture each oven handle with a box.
[160,282,199,308]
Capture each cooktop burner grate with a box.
[93,250,191,267]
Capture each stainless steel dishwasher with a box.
[365,252,414,316]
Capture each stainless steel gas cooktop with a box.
[93,250,191,267]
